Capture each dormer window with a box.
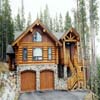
[33,31,42,42]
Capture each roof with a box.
[12,19,62,46]
[14,31,22,40]
[61,27,80,41]
[6,44,14,54]
[52,32,64,40]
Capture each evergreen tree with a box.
[53,18,56,32]
[64,11,72,31]
[55,13,59,32]
[97,57,100,97]
[49,18,53,31]
[89,0,99,94]
[59,13,63,32]
[21,0,25,30]
[76,0,89,69]
[14,9,22,31]
[0,0,14,60]
[39,10,43,22]
[27,12,32,28]
[73,10,78,30]
[43,4,50,28]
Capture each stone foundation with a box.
[17,64,67,91]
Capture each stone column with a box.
[64,65,67,79]
[36,71,40,90]
[54,65,58,89]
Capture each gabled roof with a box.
[12,19,62,46]
[60,27,80,41]
[52,32,64,40]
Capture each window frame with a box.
[32,47,43,61]
[22,47,28,61]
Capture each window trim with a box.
[32,47,43,61]
[22,47,28,61]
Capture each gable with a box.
[19,26,57,45]
[60,27,80,42]
[12,19,62,46]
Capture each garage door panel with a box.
[21,71,36,91]
[40,70,54,90]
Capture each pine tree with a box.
[14,9,22,31]
[49,18,53,31]
[39,10,43,22]
[89,0,99,94]
[0,0,2,59]
[53,18,56,32]
[0,0,14,60]
[27,12,32,28]
[73,10,78,30]
[75,0,88,69]
[64,11,72,31]
[21,0,25,30]
[55,13,59,32]
[59,13,63,32]
[43,4,50,28]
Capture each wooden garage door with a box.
[40,70,54,90]
[21,71,36,91]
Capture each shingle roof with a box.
[14,31,23,40]
[52,32,64,40]
[6,44,14,54]
[14,31,64,41]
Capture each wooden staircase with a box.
[67,54,84,90]
[67,59,78,90]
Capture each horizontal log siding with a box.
[16,42,58,65]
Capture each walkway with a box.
[19,90,89,100]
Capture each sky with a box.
[10,0,100,55]
[10,0,76,21]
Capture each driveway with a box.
[19,90,89,100]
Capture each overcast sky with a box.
[10,0,76,21]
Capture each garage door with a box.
[21,71,36,91]
[40,70,54,90]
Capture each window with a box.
[81,67,83,71]
[48,48,52,60]
[33,31,42,42]
[23,48,27,61]
[33,48,42,60]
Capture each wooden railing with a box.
[67,73,78,90]
[67,58,78,90]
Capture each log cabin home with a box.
[7,19,86,92]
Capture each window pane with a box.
[33,32,42,42]
[23,48,27,61]
[33,48,42,60]
[34,48,42,56]
[48,48,52,60]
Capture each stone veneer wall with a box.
[17,64,67,92]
